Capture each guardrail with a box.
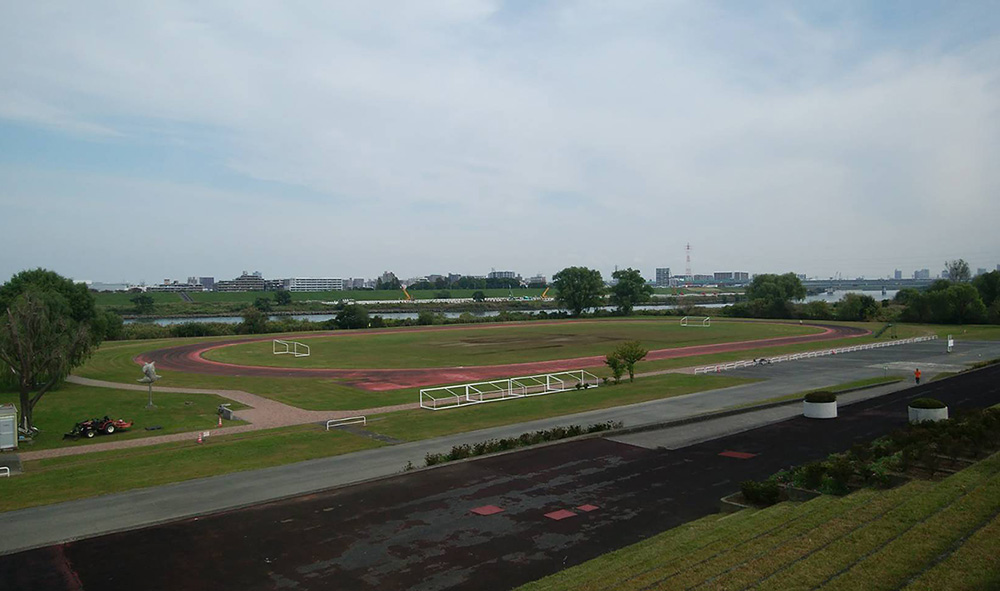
[420,370,601,411]
[326,416,366,430]
[0,467,9,478]
[693,335,939,375]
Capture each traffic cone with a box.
[197,432,203,444]
[217,415,223,427]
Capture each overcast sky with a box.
[1,1,998,284]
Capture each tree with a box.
[240,306,268,334]
[253,297,273,313]
[836,293,879,322]
[553,267,605,316]
[610,268,653,315]
[335,304,369,329]
[608,340,649,382]
[945,259,971,283]
[130,294,155,315]
[417,310,438,325]
[973,270,1000,308]
[274,290,292,306]
[604,354,625,384]
[744,273,806,318]
[0,289,94,432]
[0,268,98,330]
[471,290,486,302]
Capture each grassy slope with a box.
[0,383,248,451]
[518,452,1000,591]
[202,319,819,369]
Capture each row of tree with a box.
[551,266,653,316]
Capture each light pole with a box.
[138,361,161,409]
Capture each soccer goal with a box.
[273,339,311,357]
[680,316,711,327]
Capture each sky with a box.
[1,1,999,285]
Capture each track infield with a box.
[137,320,868,391]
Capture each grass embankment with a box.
[0,427,382,512]
[517,452,1000,591]
[202,319,819,369]
[0,383,247,451]
[0,373,749,511]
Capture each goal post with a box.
[272,339,311,358]
[680,316,711,327]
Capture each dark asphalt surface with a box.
[136,322,866,390]
[4,363,997,591]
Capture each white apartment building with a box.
[283,277,345,292]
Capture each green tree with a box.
[130,293,155,315]
[973,270,1000,308]
[604,354,625,384]
[0,289,95,431]
[744,273,805,318]
[553,266,605,316]
[471,290,486,302]
[0,268,98,330]
[945,259,971,282]
[274,290,292,306]
[240,306,268,334]
[609,340,649,382]
[253,297,273,313]
[836,293,879,321]
[610,268,653,315]
[417,310,438,325]
[335,304,369,329]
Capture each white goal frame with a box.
[272,339,311,357]
[680,316,711,327]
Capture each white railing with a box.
[273,339,311,358]
[326,416,366,430]
[420,370,601,411]
[693,335,939,374]
[681,316,711,327]
[0,467,9,478]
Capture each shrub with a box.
[798,462,827,490]
[909,397,947,409]
[740,480,781,506]
[804,391,837,403]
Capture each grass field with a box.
[0,383,248,451]
[202,319,820,369]
[517,452,1000,591]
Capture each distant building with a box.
[655,268,671,288]
[713,272,749,282]
[525,274,547,286]
[148,280,205,292]
[976,268,987,277]
[488,270,518,280]
[216,271,266,292]
[940,270,950,280]
[283,277,345,292]
[913,269,931,280]
[894,269,902,280]
[447,273,463,284]
[199,277,215,291]
[796,274,807,281]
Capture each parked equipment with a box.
[64,416,133,439]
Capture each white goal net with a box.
[272,339,311,357]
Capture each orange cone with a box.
[197,432,203,444]
[217,415,223,427]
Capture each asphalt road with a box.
[3,359,999,591]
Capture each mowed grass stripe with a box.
[819,462,1000,590]
[756,454,1000,591]
[901,511,1000,590]
[694,480,935,590]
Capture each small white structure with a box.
[273,339,311,358]
[909,406,949,424]
[947,334,954,353]
[681,316,711,327]
[0,404,17,451]
[420,370,600,411]
[803,400,838,419]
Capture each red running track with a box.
[136,322,869,391]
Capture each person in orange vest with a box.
[914,368,921,385]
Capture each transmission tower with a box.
[685,243,692,278]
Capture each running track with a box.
[137,321,869,391]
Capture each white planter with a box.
[803,400,837,419]
[908,406,948,424]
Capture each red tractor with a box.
[64,416,134,439]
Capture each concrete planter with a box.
[908,406,948,424]
[803,401,837,419]
[719,492,753,513]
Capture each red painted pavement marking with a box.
[470,505,504,516]
[719,451,757,459]
[545,509,577,521]
[576,505,600,512]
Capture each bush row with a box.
[424,421,624,466]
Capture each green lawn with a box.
[517,452,1000,591]
[0,426,383,512]
[202,319,820,369]
[0,383,248,451]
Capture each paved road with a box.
[1,339,995,558]
[138,321,865,390]
[3,356,999,590]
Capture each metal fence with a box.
[326,416,366,430]
[420,370,601,411]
